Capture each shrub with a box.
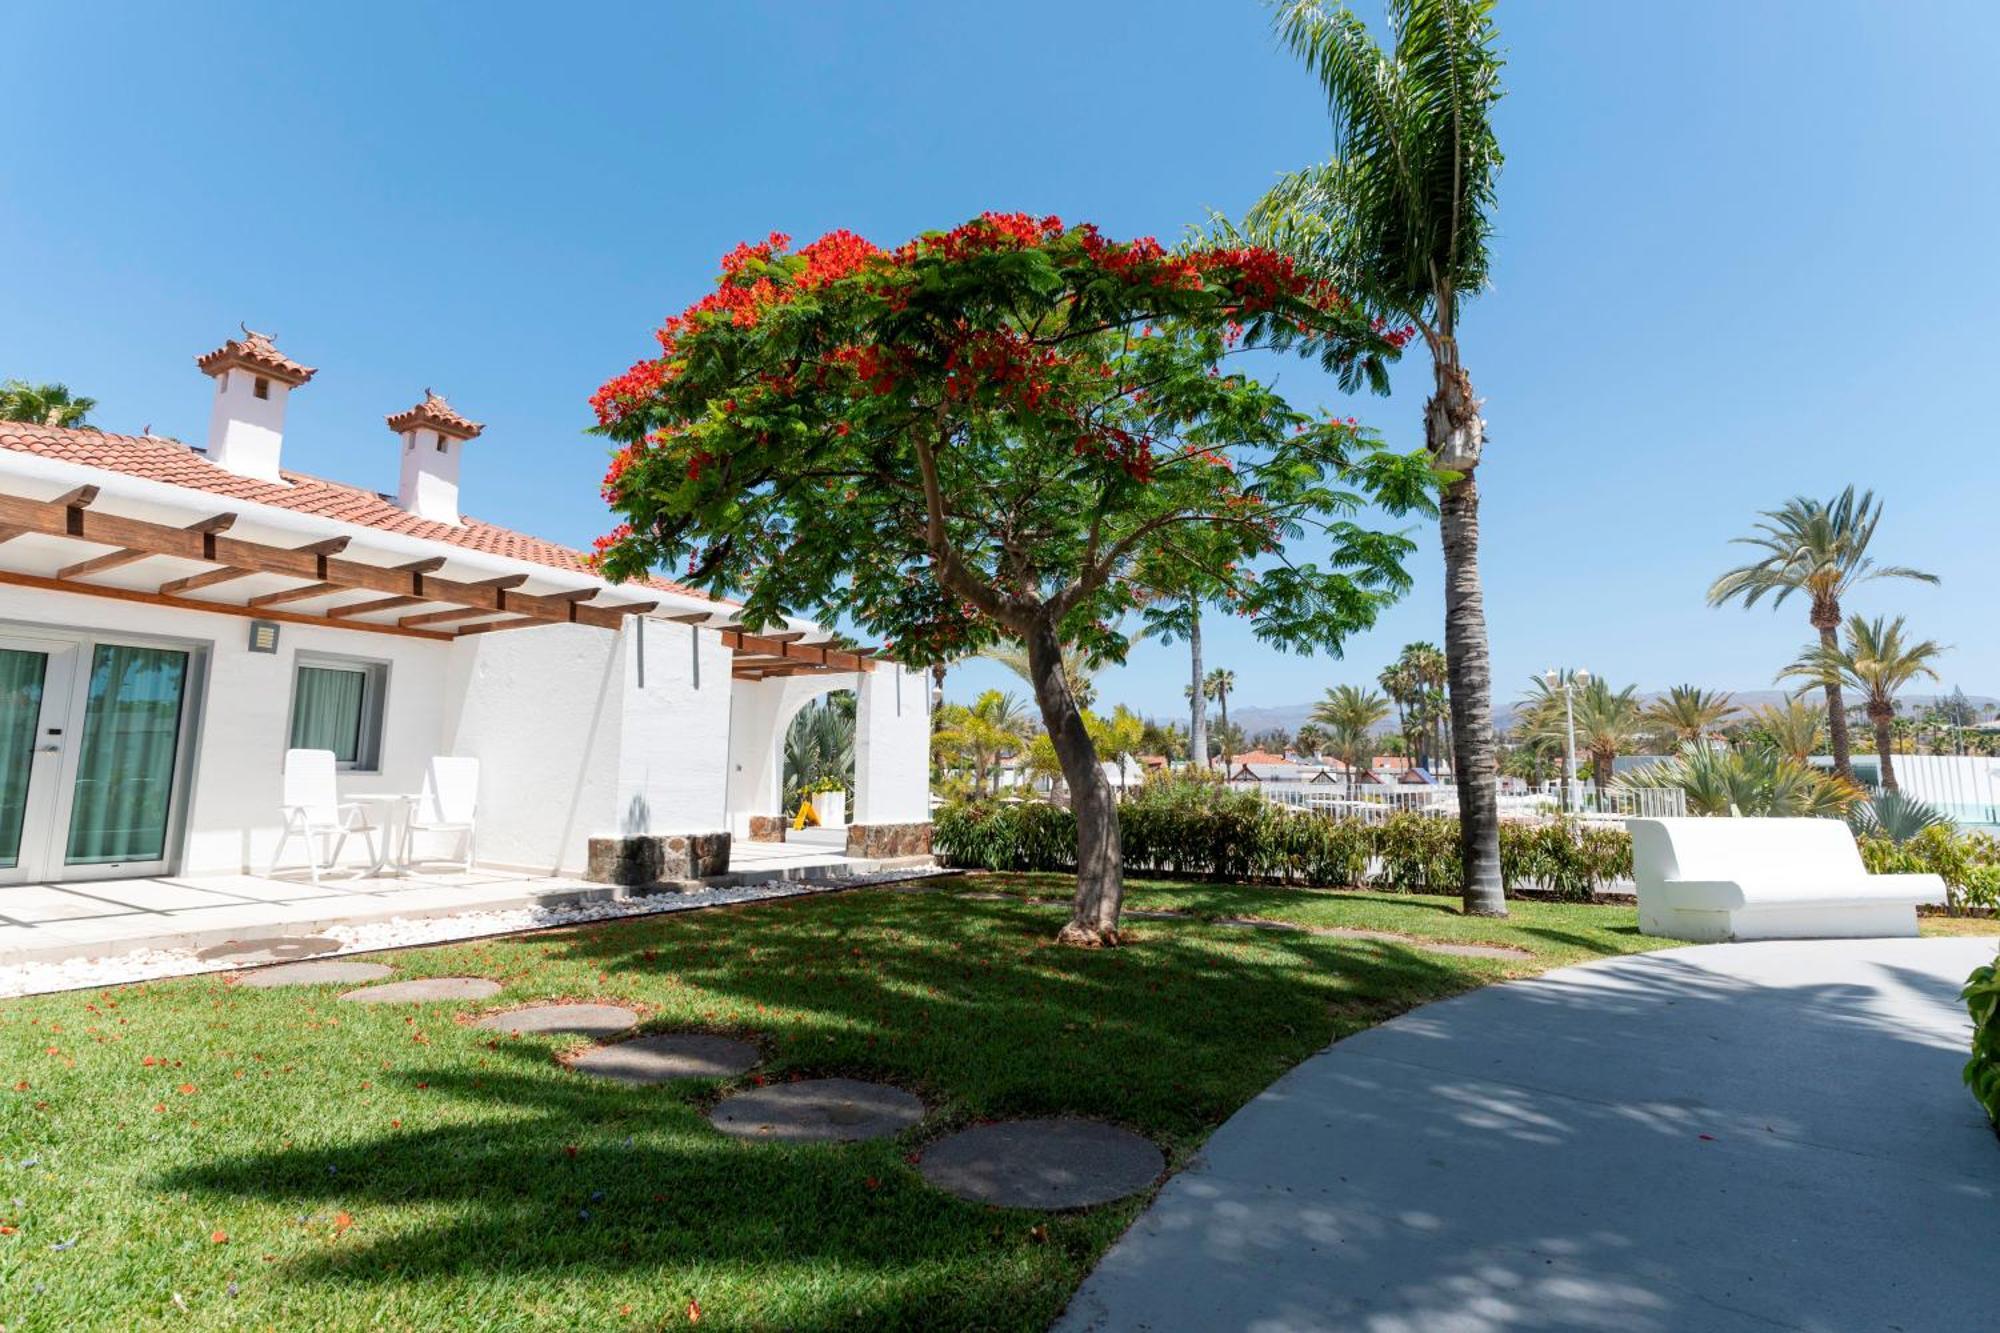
[1857,825,2000,913]
[1965,956,2000,1133]
[934,789,1628,900]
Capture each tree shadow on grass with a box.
[156,891,1484,1325]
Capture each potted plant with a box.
[808,777,847,828]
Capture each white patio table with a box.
[344,793,421,877]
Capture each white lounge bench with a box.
[1626,816,1946,942]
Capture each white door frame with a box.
[0,624,208,885]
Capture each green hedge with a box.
[1857,826,2000,912]
[933,794,1631,900]
[1965,957,2000,1133]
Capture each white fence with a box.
[1244,780,1684,824]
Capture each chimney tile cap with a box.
[386,388,483,441]
[195,325,316,387]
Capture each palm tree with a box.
[1746,699,1825,764]
[1571,679,1646,796]
[1204,668,1237,772]
[932,689,1030,794]
[1312,684,1391,795]
[1645,685,1737,746]
[1708,488,1938,780]
[0,380,97,429]
[1294,722,1328,761]
[1620,742,1860,818]
[1781,615,1947,792]
[1249,0,1507,916]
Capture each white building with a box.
[0,331,931,890]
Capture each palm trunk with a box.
[1815,616,1855,781]
[1026,616,1123,945]
[1188,602,1208,770]
[1872,709,1898,791]
[1431,357,1505,917]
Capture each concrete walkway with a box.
[1057,936,2000,1333]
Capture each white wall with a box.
[205,367,291,482]
[0,582,451,876]
[852,663,930,825]
[725,671,858,837]
[724,662,932,834]
[442,616,734,875]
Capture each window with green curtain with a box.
[65,644,189,865]
[0,648,48,868]
[289,665,369,764]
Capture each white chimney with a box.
[387,390,483,525]
[196,327,315,482]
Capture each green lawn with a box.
[2,877,1678,1331]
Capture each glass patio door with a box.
[0,635,197,885]
[0,637,79,885]
[61,644,193,873]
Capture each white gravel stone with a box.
[0,868,948,999]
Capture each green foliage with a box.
[0,378,96,429]
[935,781,1629,900]
[1849,790,1951,845]
[1965,956,2000,1130]
[781,694,853,809]
[1619,741,1860,818]
[1856,824,2000,913]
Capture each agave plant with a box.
[1619,741,1861,818]
[1848,790,1951,845]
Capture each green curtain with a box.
[65,645,189,865]
[289,666,366,763]
[0,648,48,868]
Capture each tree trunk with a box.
[1872,708,1898,791]
[1188,602,1208,771]
[1813,612,1855,781]
[1025,616,1124,945]
[1219,692,1232,772]
[1431,358,1505,917]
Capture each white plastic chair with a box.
[271,748,376,883]
[399,756,480,874]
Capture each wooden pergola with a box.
[0,486,881,677]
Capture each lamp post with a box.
[1543,668,1590,813]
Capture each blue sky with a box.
[5,1,1994,722]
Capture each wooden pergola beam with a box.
[0,567,452,641]
[399,606,507,629]
[718,627,873,673]
[327,594,430,620]
[248,582,339,608]
[0,490,657,632]
[158,566,258,596]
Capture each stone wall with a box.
[845,821,933,859]
[585,830,732,888]
[746,815,788,844]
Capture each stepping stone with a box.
[473,1004,638,1037]
[238,960,394,988]
[195,936,341,964]
[709,1077,924,1142]
[340,977,502,1003]
[572,1033,761,1084]
[918,1118,1164,1210]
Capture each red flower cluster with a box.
[600,441,644,502]
[586,523,633,569]
[942,329,1066,409]
[795,229,880,289]
[590,356,674,427]
[829,343,905,396]
[903,212,1066,263]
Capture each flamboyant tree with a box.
[590,214,1436,944]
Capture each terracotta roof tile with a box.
[0,421,712,602]
[193,329,316,387]
[386,390,483,441]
